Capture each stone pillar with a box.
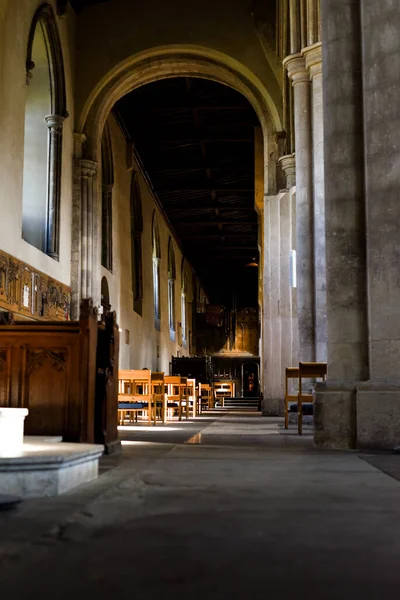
[303,43,327,362]
[314,0,368,449]
[356,0,400,449]
[279,191,293,388]
[262,195,272,413]
[283,54,315,362]
[80,160,97,301]
[45,114,64,259]
[270,195,282,405]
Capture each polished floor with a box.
[1,413,400,598]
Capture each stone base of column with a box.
[315,380,400,450]
[262,397,284,417]
[357,381,400,450]
[313,381,357,449]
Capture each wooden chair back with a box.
[187,378,199,417]
[180,376,189,419]
[199,383,212,411]
[151,372,165,425]
[165,375,183,420]
[118,369,152,425]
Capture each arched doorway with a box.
[73,45,283,403]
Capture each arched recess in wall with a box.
[22,4,67,258]
[72,45,282,313]
[130,173,143,315]
[101,123,114,271]
[152,212,161,331]
[180,258,188,347]
[168,239,176,341]
[77,46,281,194]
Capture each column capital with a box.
[283,53,309,85]
[302,42,322,79]
[80,159,97,179]
[278,153,296,189]
[45,114,64,130]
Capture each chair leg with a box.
[284,401,289,429]
[298,398,303,436]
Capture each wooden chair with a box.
[298,362,327,435]
[118,369,152,425]
[187,378,199,417]
[214,381,235,407]
[151,372,165,425]
[284,367,299,429]
[199,383,212,413]
[165,375,183,420]
[180,377,189,420]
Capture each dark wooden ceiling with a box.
[114,78,260,308]
[67,0,114,13]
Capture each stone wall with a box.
[0,0,75,285]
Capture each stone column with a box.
[283,54,315,362]
[303,43,327,362]
[80,160,97,302]
[356,0,400,449]
[262,195,272,413]
[270,195,282,405]
[314,0,368,449]
[45,115,64,259]
[279,190,293,387]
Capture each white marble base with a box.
[0,440,104,498]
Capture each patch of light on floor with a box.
[120,440,158,446]
[118,426,180,432]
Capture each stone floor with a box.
[1,412,400,598]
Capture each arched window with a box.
[152,213,161,331]
[130,174,143,315]
[168,239,176,340]
[22,4,67,258]
[181,258,187,346]
[101,123,114,271]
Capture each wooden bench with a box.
[298,362,327,435]
[284,367,299,430]
[118,369,152,425]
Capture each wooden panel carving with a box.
[0,348,10,406]
[0,300,120,447]
[24,348,69,436]
[0,249,71,321]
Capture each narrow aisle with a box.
[1,415,400,599]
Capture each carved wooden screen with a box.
[0,309,96,442]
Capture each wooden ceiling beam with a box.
[157,187,254,193]
[172,220,257,226]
